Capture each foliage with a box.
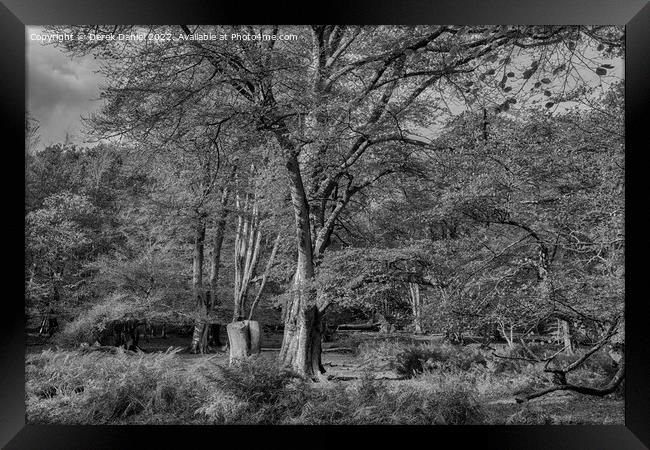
[216,356,300,406]
[391,343,488,378]
[54,292,172,347]
[295,372,484,425]
[27,349,489,425]
[26,348,210,424]
[505,405,555,425]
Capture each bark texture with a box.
[226,320,263,364]
[278,153,326,380]
[408,282,423,334]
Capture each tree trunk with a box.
[537,243,574,352]
[247,231,282,321]
[278,153,325,380]
[192,183,231,354]
[190,217,208,354]
[233,194,262,322]
[226,320,262,364]
[209,200,228,310]
[227,321,250,363]
[560,319,575,355]
[498,321,515,349]
[247,320,262,354]
[409,282,423,334]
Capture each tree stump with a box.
[226,320,263,364]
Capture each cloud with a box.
[27,26,104,149]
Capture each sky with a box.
[26,25,623,151]
[27,26,104,150]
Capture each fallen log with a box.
[322,347,355,353]
[336,322,381,331]
[515,358,625,403]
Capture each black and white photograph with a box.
[24,24,626,426]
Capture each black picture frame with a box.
[2,1,648,448]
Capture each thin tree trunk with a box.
[537,244,574,353]
[560,319,575,355]
[233,195,263,321]
[190,217,208,354]
[498,321,514,349]
[209,187,230,310]
[409,282,423,334]
[248,232,282,321]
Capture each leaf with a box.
[552,63,567,75]
[545,102,554,108]
[595,67,607,76]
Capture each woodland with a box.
[25,25,624,425]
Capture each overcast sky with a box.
[27,26,104,150]
[27,26,622,151]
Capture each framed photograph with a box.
[3,0,648,448]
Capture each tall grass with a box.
[27,350,487,425]
[26,348,210,424]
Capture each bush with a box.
[296,373,484,425]
[54,293,149,347]
[505,405,555,425]
[551,349,617,379]
[435,386,485,425]
[199,356,310,424]
[27,349,487,425]
[299,374,449,424]
[217,356,298,405]
[391,343,487,378]
[26,348,211,424]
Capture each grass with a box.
[25,339,623,425]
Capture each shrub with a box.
[551,349,617,379]
[216,356,299,406]
[391,343,488,378]
[296,373,485,425]
[54,293,150,347]
[27,349,488,425]
[296,374,444,425]
[505,405,555,425]
[204,356,308,424]
[435,386,485,425]
[508,342,556,361]
[26,348,211,424]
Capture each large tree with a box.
[47,24,622,378]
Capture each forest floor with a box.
[25,331,624,425]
